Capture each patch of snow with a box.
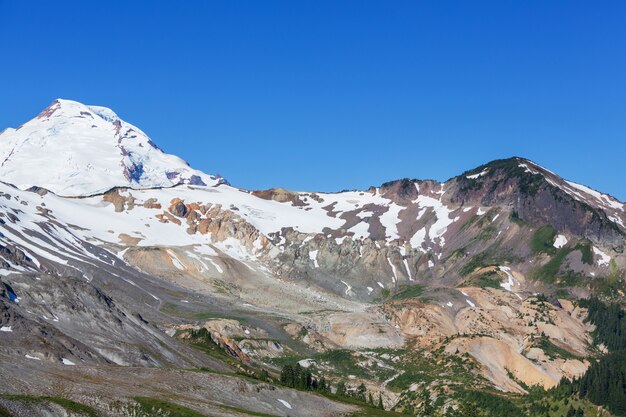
[566,181,624,210]
[466,299,475,308]
[367,286,374,294]
[61,358,76,365]
[25,354,41,360]
[498,266,517,292]
[553,234,568,248]
[0,326,12,332]
[402,258,413,281]
[609,215,625,228]
[166,249,185,271]
[277,399,292,409]
[377,281,385,289]
[592,247,611,267]
[340,280,353,296]
[446,302,453,307]
[466,169,489,179]
[309,249,319,268]
[387,257,398,283]
[298,359,314,368]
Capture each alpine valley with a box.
[0,99,624,417]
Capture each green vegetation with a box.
[280,362,326,391]
[510,210,525,226]
[535,336,580,360]
[554,297,626,416]
[277,360,401,416]
[460,252,519,277]
[576,240,594,265]
[177,327,237,364]
[463,271,502,289]
[478,224,498,241]
[135,397,277,417]
[0,405,11,417]
[556,350,626,416]
[531,225,558,254]
[160,302,238,322]
[460,254,494,276]
[531,245,589,286]
[134,397,209,417]
[454,390,522,416]
[532,247,571,283]
[580,297,625,351]
[0,395,99,417]
[315,349,371,379]
[389,284,424,301]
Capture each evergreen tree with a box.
[356,383,367,401]
[460,402,479,417]
[336,381,347,397]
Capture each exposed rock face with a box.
[252,188,306,206]
[450,158,626,247]
[383,288,594,391]
[169,198,188,217]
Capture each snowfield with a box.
[0,99,222,196]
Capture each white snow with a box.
[0,99,222,196]
[309,250,319,268]
[167,249,185,271]
[466,169,489,179]
[377,281,385,289]
[553,234,568,248]
[25,354,41,360]
[592,247,611,267]
[277,399,292,409]
[379,203,403,240]
[340,280,353,296]
[466,299,475,308]
[0,326,12,332]
[566,181,624,210]
[298,359,314,368]
[61,358,76,365]
[402,258,413,281]
[446,302,453,307]
[367,286,374,294]
[498,266,517,292]
[387,257,399,282]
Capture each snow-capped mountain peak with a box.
[0,99,223,196]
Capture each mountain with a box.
[0,99,224,196]
[0,100,624,416]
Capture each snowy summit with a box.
[0,99,224,196]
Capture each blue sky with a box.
[1,1,625,200]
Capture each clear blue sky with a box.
[1,1,625,200]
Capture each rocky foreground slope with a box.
[0,100,624,416]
